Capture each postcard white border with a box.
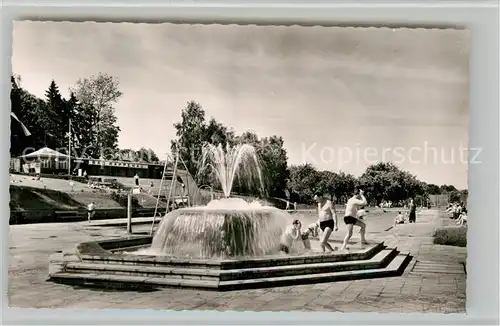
[1,1,498,325]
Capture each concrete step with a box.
[51,253,411,291]
[219,249,398,281]
[64,249,398,281]
[217,253,412,290]
[79,242,386,270]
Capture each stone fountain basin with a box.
[49,235,412,291]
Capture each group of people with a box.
[392,199,418,226]
[446,202,468,226]
[279,189,369,254]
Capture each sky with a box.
[12,21,470,189]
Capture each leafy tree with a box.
[425,183,441,195]
[358,162,424,205]
[256,135,289,198]
[440,184,458,193]
[71,73,122,158]
[287,163,320,203]
[67,92,94,158]
[316,170,337,201]
[171,101,207,178]
[10,76,56,152]
[204,118,236,148]
[333,171,357,204]
[118,147,160,163]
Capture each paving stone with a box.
[8,210,466,312]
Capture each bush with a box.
[109,192,140,208]
[433,226,467,247]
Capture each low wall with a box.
[10,207,167,225]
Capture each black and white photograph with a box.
[9,21,469,313]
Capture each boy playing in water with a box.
[301,221,320,250]
[280,220,302,254]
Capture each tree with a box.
[425,183,441,195]
[204,118,236,148]
[358,162,424,205]
[333,171,357,204]
[118,147,160,163]
[287,163,320,203]
[440,184,458,193]
[10,77,55,152]
[171,101,207,178]
[71,73,122,158]
[44,80,67,148]
[66,92,94,157]
[256,135,289,198]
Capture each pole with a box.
[167,154,180,211]
[178,155,195,206]
[150,156,170,235]
[127,192,132,234]
[68,118,71,176]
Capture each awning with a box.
[20,147,71,159]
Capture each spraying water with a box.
[199,143,263,198]
[144,143,293,259]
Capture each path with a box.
[8,209,466,312]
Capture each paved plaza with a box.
[8,209,466,313]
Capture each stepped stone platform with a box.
[49,236,412,291]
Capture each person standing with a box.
[87,201,95,223]
[149,180,154,194]
[314,194,338,253]
[340,189,368,251]
[133,173,140,187]
[408,198,417,223]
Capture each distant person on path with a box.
[340,189,368,251]
[285,200,290,211]
[314,194,338,253]
[300,221,320,250]
[280,219,302,254]
[87,202,95,222]
[408,199,417,223]
[149,180,154,194]
[293,202,297,211]
[394,211,405,225]
[133,173,140,187]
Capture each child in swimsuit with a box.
[300,221,320,250]
[280,219,301,254]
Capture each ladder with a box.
[149,151,193,235]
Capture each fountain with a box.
[143,143,291,259]
[48,143,412,291]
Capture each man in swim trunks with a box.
[314,194,338,253]
[340,189,368,251]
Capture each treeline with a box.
[170,101,467,205]
[10,73,159,163]
[11,74,467,205]
[287,162,467,205]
